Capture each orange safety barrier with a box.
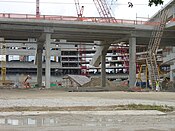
[0,13,161,26]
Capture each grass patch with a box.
[0,104,173,112]
[118,104,174,112]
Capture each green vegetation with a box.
[119,104,174,112]
[0,104,173,112]
[148,0,164,6]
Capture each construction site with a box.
[1,0,175,130]
[0,0,174,92]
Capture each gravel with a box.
[0,98,175,108]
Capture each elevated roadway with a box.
[0,10,175,88]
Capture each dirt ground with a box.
[0,88,175,100]
[0,89,175,131]
[0,111,175,131]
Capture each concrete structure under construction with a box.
[1,0,175,88]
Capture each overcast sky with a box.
[0,0,171,20]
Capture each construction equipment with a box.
[74,0,84,20]
[135,64,149,88]
[93,0,117,23]
[36,0,40,18]
[0,38,6,83]
[23,75,32,88]
[146,9,169,90]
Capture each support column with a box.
[129,37,136,88]
[170,65,173,81]
[100,41,109,88]
[45,33,51,88]
[101,49,106,87]
[37,43,43,87]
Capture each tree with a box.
[148,0,164,6]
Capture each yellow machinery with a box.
[136,64,148,88]
[136,64,164,88]
[0,38,6,83]
[0,39,14,86]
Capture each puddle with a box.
[0,115,103,127]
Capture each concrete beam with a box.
[5,62,62,69]
[90,37,129,67]
[90,43,110,67]
[0,49,61,56]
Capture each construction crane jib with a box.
[93,0,117,23]
[36,0,40,18]
[74,0,84,18]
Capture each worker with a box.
[156,80,160,92]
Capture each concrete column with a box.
[6,55,9,61]
[37,44,43,87]
[101,49,106,87]
[170,65,173,81]
[129,37,136,88]
[45,33,51,88]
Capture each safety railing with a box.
[0,13,160,26]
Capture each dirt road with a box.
[0,89,175,100]
[0,89,175,131]
[0,89,175,108]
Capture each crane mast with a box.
[93,0,117,23]
[36,0,40,18]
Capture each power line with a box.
[0,0,158,6]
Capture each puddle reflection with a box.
[0,116,60,127]
[0,115,115,127]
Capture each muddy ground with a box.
[0,89,175,131]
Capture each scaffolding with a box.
[146,9,169,89]
[78,44,88,76]
[112,44,129,74]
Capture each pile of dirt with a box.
[82,77,130,91]
[83,77,115,88]
[162,81,175,92]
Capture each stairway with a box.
[146,9,169,89]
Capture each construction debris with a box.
[63,75,91,87]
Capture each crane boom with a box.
[74,0,84,18]
[93,0,117,23]
[36,0,40,18]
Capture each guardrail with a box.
[0,13,159,25]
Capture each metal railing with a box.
[0,13,160,25]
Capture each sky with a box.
[0,0,171,20]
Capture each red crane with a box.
[36,0,40,18]
[93,0,117,23]
[74,0,84,18]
